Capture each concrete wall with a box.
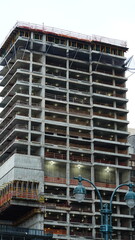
[0,153,44,192]
[18,213,44,230]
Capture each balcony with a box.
[92,73,126,88]
[44,185,66,198]
[94,145,115,153]
[45,200,70,211]
[0,124,28,146]
[69,94,90,105]
[70,215,92,226]
[69,105,90,117]
[70,227,92,238]
[45,91,67,101]
[0,98,29,120]
[69,116,90,126]
[70,152,91,163]
[94,131,128,143]
[93,89,126,100]
[94,153,129,166]
[69,128,91,140]
[69,82,90,94]
[69,71,89,82]
[45,176,66,184]
[70,202,92,212]
[92,63,125,78]
[93,110,115,119]
[46,66,66,78]
[45,101,66,113]
[93,100,127,113]
[45,112,67,123]
[45,125,66,137]
[0,117,28,139]
[46,43,67,57]
[45,150,66,160]
[0,137,29,160]
[45,77,66,90]
[45,226,66,236]
[69,140,90,150]
[69,60,89,73]
[45,136,66,147]
[44,211,66,223]
[94,156,115,165]
[46,56,66,68]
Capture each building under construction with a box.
[0,22,133,239]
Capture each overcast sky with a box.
[0,0,135,128]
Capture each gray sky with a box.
[0,0,135,127]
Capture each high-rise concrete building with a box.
[128,131,135,237]
[0,22,133,240]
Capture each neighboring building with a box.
[128,128,135,135]
[128,134,135,187]
[0,22,133,240]
[128,132,135,236]
[128,132,135,155]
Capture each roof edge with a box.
[0,21,127,50]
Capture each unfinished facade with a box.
[0,22,133,239]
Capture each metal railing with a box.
[0,224,52,237]
[0,21,127,55]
